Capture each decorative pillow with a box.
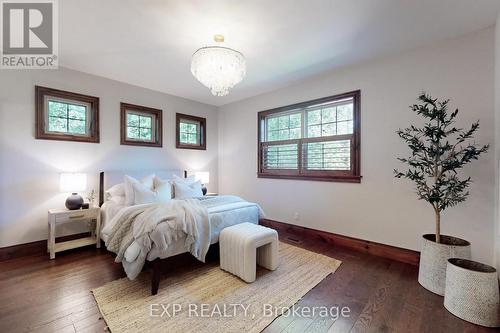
[105,183,125,198]
[124,174,155,206]
[109,195,126,205]
[132,179,173,205]
[173,179,203,199]
[153,177,174,199]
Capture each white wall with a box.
[218,28,496,264]
[0,68,218,247]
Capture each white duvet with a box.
[102,195,264,279]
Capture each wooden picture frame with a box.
[120,103,162,147]
[176,113,206,150]
[35,86,100,143]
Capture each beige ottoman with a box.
[219,222,279,283]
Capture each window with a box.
[120,103,162,147]
[35,86,99,143]
[258,90,361,182]
[176,113,206,150]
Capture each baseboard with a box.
[260,218,420,266]
[0,232,92,262]
[2,222,420,265]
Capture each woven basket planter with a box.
[444,259,500,327]
[418,234,470,296]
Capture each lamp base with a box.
[65,193,84,210]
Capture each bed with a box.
[98,170,263,295]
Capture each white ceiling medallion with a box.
[191,35,246,97]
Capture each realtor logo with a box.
[1,0,58,69]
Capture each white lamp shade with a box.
[194,171,210,184]
[59,173,87,192]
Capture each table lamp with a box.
[60,173,87,210]
[194,171,209,195]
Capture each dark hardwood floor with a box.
[0,230,496,333]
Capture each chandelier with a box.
[191,35,246,96]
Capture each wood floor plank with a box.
[0,233,496,333]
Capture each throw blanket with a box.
[106,199,210,279]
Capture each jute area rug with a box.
[92,242,341,333]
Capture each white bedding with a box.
[100,196,263,263]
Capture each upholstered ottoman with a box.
[219,222,279,283]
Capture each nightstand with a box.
[47,207,101,259]
[205,193,218,196]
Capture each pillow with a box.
[173,179,203,199]
[132,179,173,205]
[109,195,126,205]
[154,177,174,198]
[105,183,125,198]
[124,174,155,206]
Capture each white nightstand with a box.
[47,207,101,259]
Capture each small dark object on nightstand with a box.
[65,193,83,210]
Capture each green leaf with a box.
[394,93,489,213]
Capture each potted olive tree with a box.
[394,93,489,296]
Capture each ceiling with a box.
[60,0,500,106]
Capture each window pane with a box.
[127,126,139,139]
[267,130,279,141]
[336,104,353,121]
[48,101,68,118]
[264,144,298,169]
[48,116,67,132]
[188,123,198,133]
[321,123,336,136]
[347,120,353,133]
[290,128,301,139]
[278,116,289,129]
[265,112,301,142]
[188,133,198,144]
[289,113,301,128]
[306,140,350,170]
[278,129,290,140]
[267,117,278,131]
[322,107,336,122]
[68,104,86,120]
[139,116,152,129]
[68,119,86,134]
[307,110,321,125]
[308,125,321,138]
[180,132,188,143]
[127,114,139,127]
[337,121,354,135]
[140,128,152,140]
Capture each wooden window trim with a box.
[257,90,361,183]
[35,86,99,143]
[176,113,206,150]
[120,102,162,147]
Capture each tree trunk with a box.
[435,209,441,243]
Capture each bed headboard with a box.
[99,169,186,206]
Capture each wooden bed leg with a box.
[151,259,161,295]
